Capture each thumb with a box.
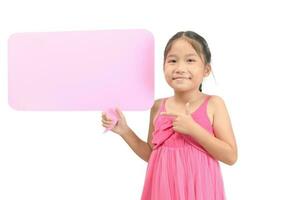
[115,107,124,119]
[185,102,191,115]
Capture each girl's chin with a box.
[168,82,195,90]
[172,86,193,92]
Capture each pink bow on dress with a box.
[151,117,175,150]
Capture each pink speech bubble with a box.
[8,29,154,114]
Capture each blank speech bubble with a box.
[8,29,154,111]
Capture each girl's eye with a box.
[168,60,176,63]
[187,59,195,62]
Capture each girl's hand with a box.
[101,108,130,136]
[160,102,196,135]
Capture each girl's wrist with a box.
[120,127,131,137]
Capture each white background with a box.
[1,0,294,199]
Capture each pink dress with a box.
[141,95,226,200]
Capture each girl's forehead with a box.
[167,40,198,57]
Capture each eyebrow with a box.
[167,53,197,58]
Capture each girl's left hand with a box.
[160,102,196,135]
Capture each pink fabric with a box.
[141,95,226,200]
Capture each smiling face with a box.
[163,38,211,92]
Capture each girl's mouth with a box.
[172,77,191,80]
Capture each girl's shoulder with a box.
[150,98,165,126]
[152,98,165,110]
[206,94,230,126]
[207,94,227,113]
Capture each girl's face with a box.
[163,39,210,92]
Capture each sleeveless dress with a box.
[141,95,226,200]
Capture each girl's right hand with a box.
[101,108,130,136]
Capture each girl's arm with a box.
[189,95,238,165]
[120,99,161,162]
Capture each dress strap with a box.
[152,98,168,126]
[204,95,211,104]
[159,97,168,113]
[198,95,211,110]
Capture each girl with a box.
[101,31,237,200]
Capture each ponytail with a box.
[199,83,202,92]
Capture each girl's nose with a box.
[175,65,187,74]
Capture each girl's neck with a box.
[172,90,204,105]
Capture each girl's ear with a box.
[204,64,211,77]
